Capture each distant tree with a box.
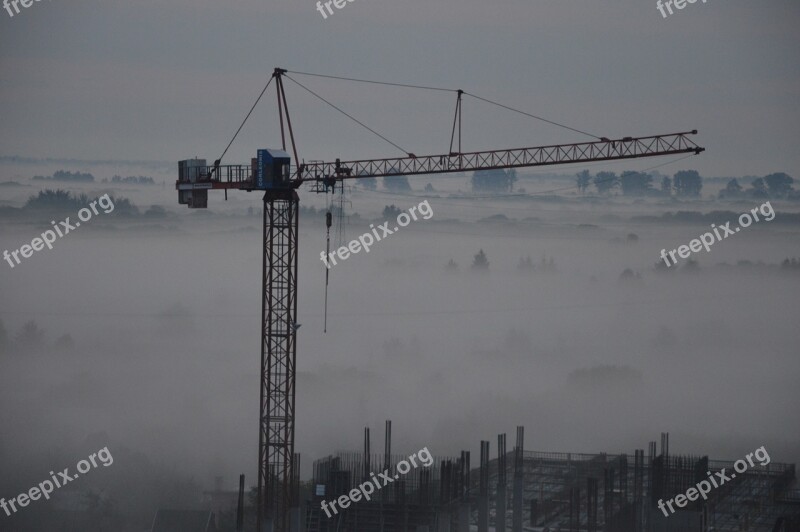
[382,205,402,219]
[619,268,642,282]
[108,196,139,216]
[576,170,591,194]
[25,189,86,210]
[424,183,435,193]
[384,175,411,192]
[781,258,800,271]
[445,259,459,272]
[661,176,672,195]
[16,320,44,349]
[471,169,516,193]
[471,249,489,271]
[361,177,377,191]
[720,178,743,199]
[593,172,619,194]
[764,172,794,198]
[32,170,94,182]
[518,255,534,272]
[54,334,75,350]
[673,170,703,197]
[620,171,653,196]
[749,177,769,198]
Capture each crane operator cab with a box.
[252,148,291,190]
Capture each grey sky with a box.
[1,0,798,176]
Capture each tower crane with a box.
[175,67,705,532]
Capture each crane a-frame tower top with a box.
[175,67,704,532]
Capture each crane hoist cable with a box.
[324,206,332,333]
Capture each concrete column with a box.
[458,503,470,532]
[478,495,488,532]
[496,484,507,532]
[512,475,523,532]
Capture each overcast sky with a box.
[1,0,798,177]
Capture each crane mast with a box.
[175,68,704,532]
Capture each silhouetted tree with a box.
[360,177,377,191]
[593,172,619,194]
[619,268,642,282]
[661,176,672,195]
[472,169,516,193]
[445,258,459,272]
[576,170,591,194]
[384,175,411,192]
[32,170,94,182]
[720,178,742,198]
[25,189,87,210]
[539,254,556,273]
[471,249,489,271]
[673,170,703,197]
[16,320,44,349]
[781,258,800,271]
[620,171,653,196]
[518,256,535,272]
[382,204,402,219]
[749,177,768,198]
[764,172,794,198]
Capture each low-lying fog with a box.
[1,169,798,528]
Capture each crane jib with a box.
[176,131,703,205]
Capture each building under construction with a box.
[302,425,800,532]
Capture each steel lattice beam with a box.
[296,131,703,182]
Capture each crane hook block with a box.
[326,211,332,228]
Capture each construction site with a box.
[192,426,800,531]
